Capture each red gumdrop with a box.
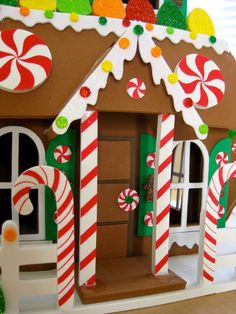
[125,0,156,24]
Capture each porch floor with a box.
[77,256,186,304]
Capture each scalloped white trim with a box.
[0,5,229,54]
[52,26,137,135]
[169,231,199,249]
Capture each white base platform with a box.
[18,253,236,314]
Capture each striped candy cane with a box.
[12,166,74,310]
[79,111,98,286]
[203,162,236,283]
[152,114,175,275]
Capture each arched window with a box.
[170,140,209,233]
[0,126,45,240]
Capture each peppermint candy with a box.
[0,29,52,92]
[127,77,146,99]
[117,188,139,212]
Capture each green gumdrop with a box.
[57,0,92,15]
[157,1,186,30]
[0,287,6,314]
[0,0,17,6]
[77,0,92,15]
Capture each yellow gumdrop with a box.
[20,0,56,11]
[187,8,215,36]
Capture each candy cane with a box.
[152,113,175,275]
[79,111,98,286]
[12,166,74,310]
[203,162,236,282]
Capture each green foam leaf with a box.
[0,287,6,314]
[0,0,17,6]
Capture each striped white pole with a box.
[79,111,98,286]
[152,113,175,275]
[202,162,236,283]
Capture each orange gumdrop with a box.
[126,0,156,24]
[3,227,17,242]
[92,0,126,19]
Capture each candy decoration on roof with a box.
[57,0,92,15]
[0,29,52,93]
[54,145,72,163]
[0,286,5,314]
[92,0,125,19]
[127,77,146,99]
[19,0,56,10]
[157,1,186,30]
[187,8,215,36]
[215,151,228,167]
[0,0,17,6]
[118,189,139,212]
[12,166,75,309]
[176,54,225,109]
[126,0,156,24]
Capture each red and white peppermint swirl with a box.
[176,54,225,109]
[215,151,228,167]
[232,143,236,154]
[146,152,156,169]
[127,77,146,99]
[117,188,139,212]
[0,29,52,92]
[54,145,72,163]
[12,166,74,310]
[144,211,153,227]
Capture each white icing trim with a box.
[0,5,229,54]
[169,231,199,249]
[138,31,207,140]
[52,26,137,134]
[0,5,127,37]
[52,27,212,139]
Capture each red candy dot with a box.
[122,18,131,27]
[80,86,91,98]
[183,98,193,108]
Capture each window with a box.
[0,127,45,240]
[170,140,209,232]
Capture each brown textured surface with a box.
[98,183,130,223]
[98,140,131,180]
[97,224,128,258]
[118,291,236,314]
[0,20,236,132]
[77,256,186,304]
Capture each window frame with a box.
[170,139,209,233]
[0,126,46,241]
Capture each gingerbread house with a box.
[0,1,236,313]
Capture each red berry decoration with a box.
[183,97,193,108]
[80,86,91,98]
[126,0,156,24]
[122,18,131,27]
